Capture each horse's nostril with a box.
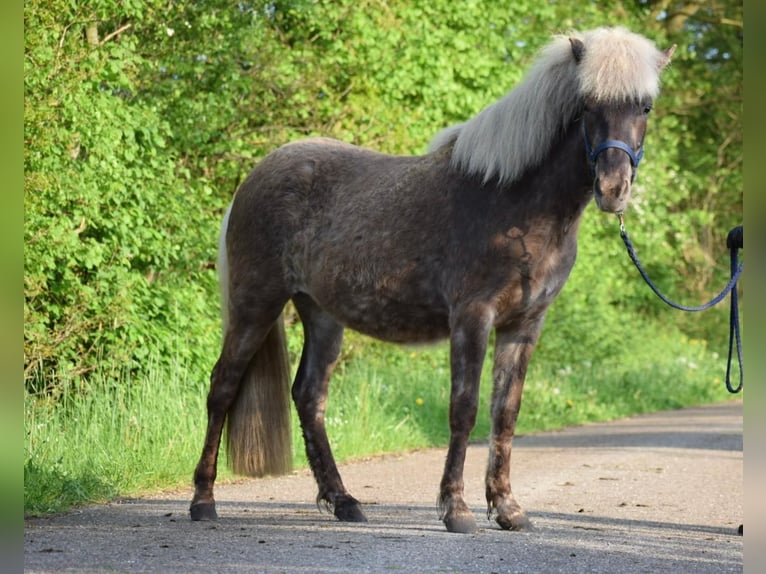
[619,178,631,198]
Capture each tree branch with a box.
[100,23,133,45]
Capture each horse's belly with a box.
[339,297,451,343]
[304,263,451,343]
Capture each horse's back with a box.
[234,137,436,208]
[225,138,457,341]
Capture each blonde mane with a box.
[430,27,668,185]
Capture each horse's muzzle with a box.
[594,174,631,213]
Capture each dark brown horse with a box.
[190,27,675,534]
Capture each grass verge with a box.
[24,326,737,516]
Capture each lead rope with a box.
[617,214,743,393]
[725,226,743,393]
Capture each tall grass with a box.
[24,357,211,514]
[24,326,736,516]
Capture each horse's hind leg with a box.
[484,322,542,531]
[190,303,285,521]
[439,306,494,533]
[291,293,366,522]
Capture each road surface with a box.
[25,401,743,573]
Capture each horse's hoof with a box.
[495,511,532,531]
[444,513,479,534]
[190,502,218,521]
[334,499,368,522]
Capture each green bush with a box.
[24,1,741,397]
[24,0,222,387]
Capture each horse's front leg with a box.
[439,307,493,534]
[485,321,542,531]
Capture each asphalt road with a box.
[24,401,743,573]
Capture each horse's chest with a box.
[483,228,577,321]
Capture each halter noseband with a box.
[583,124,643,182]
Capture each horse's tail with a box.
[218,202,293,477]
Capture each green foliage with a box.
[526,322,734,432]
[24,0,742,512]
[25,354,211,515]
[24,0,222,385]
[24,0,742,389]
[609,1,743,344]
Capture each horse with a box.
[190,26,675,534]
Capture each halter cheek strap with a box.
[583,125,644,182]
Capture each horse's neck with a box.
[507,121,593,226]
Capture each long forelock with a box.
[430,27,665,184]
[576,27,664,102]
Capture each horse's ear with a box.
[569,37,585,63]
[658,44,677,70]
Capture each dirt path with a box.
[25,401,743,573]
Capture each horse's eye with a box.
[643,104,653,115]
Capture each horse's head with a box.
[582,97,651,213]
[571,35,676,214]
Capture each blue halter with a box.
[583,125,644,182]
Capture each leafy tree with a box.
[24,0,221,387]
[24,0,742,391]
